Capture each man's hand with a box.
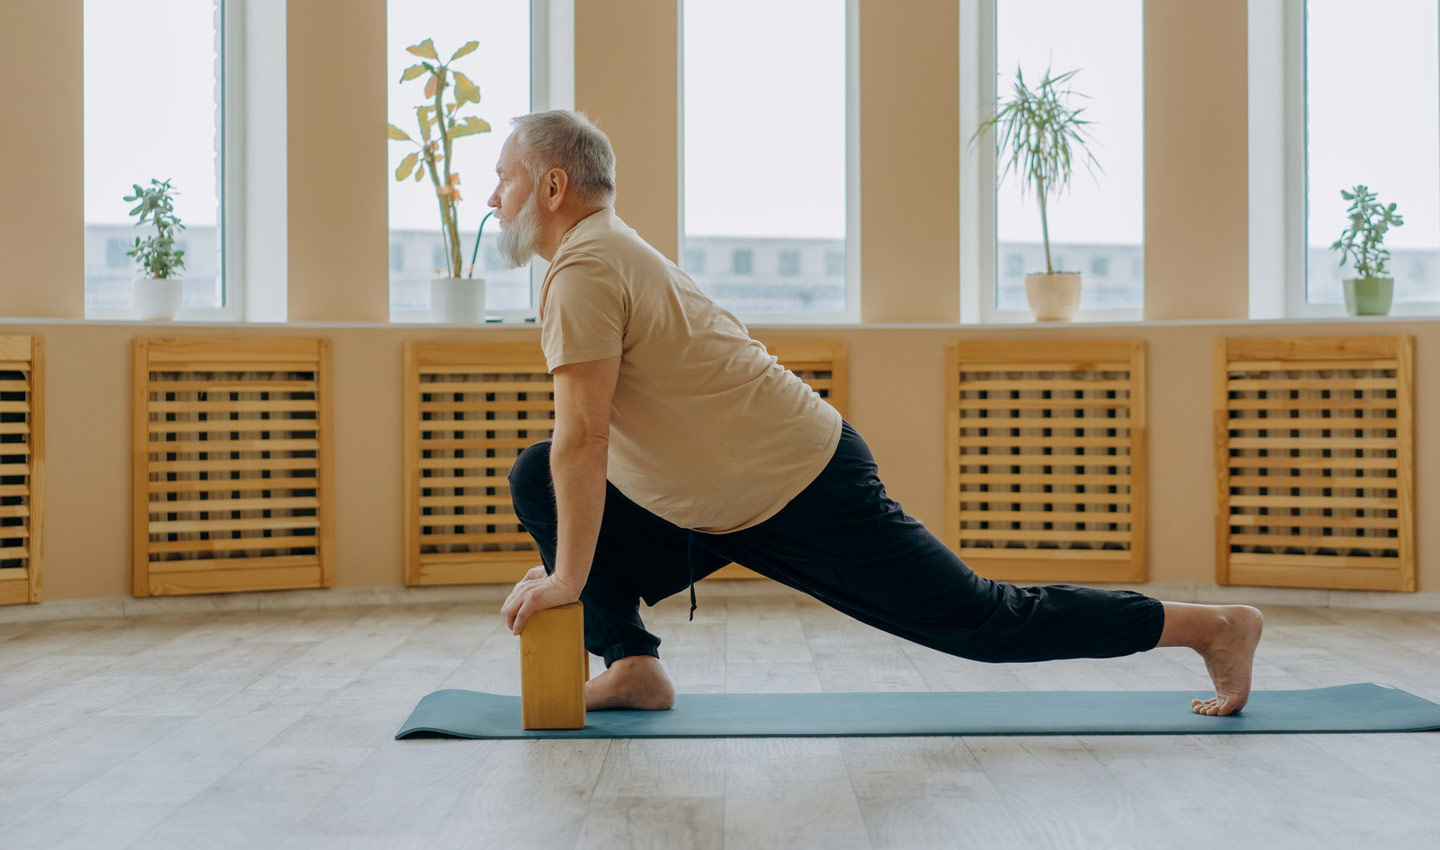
[502,569,581,635]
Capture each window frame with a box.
[960,0,1146,325]
[678,0,860,325]
[85,0,246,323]
[1284,0,1440,319]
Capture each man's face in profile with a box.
[489,135,543,268]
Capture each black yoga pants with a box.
[507,420,1165,668]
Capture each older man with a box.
[493,109,1263,717]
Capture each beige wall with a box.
[860,0,960,323]
[575,0,681,262]
[1144,0,1250,320]
[1,1,1436,604]
[0,0,85,319]
[287,0,390,322]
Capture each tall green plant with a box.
[1330,185,1404,279]
[387,38,492,279]
[123,178,187,279]
[969,66,1102,275]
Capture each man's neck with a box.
[537,206,608,262]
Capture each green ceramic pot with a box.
[1342,277,1394,316]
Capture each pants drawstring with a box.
[686,529,697,622]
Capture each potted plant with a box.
[970,66,1102,322]
[387,38,493,323]
[1330,185,1404,316]
[123,178,187,321]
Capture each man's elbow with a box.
[552,426,609,456]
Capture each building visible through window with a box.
[778,250,801,276]
[731,249,754,276]
[685,248,707,274]
[106,238,130,268]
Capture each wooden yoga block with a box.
[519,601,590,730]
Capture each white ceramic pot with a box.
[430,276,486,324]
[134,277,184,321]
[1024,272,1083,322]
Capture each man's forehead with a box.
[497,135,522,169]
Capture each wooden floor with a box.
[2,587,1440,849]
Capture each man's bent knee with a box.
[508,439,554,498]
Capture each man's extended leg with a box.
[507,440,730,709]
[701,421,1263,715]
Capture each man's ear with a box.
[544,168,569,212]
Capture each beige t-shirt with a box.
[539,207,843,534]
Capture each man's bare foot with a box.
[1189,605,1263,716]
[585,655,675,711]
[1158,602,1264,716]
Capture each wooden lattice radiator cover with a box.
[0,336,43,606]
[133,338,334,597]
[1214,336,1415,592]
[405,342,557,587]
[404,339,850,586]
[945,339,1148,583]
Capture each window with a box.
[84,0,233,318]
[1299,0,1439,314]
[105,239,130,269]
[731,250,754,276]
[387,0,537,321]
[973,0,1144,321]
[390,243,405,271]
[683,0,856,319]
[684,248,707,275]
[778,250,801,277]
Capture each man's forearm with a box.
[548,435,609,592]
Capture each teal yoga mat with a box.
[394,683,1440,740]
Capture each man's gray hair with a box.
[510,110,617,207]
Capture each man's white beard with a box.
[497,191,542,268]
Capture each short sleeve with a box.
[539,253,627,372]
